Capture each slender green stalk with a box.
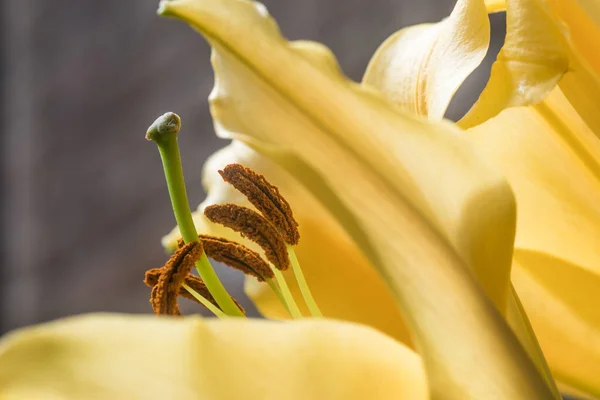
[271,266,302,319]
[146,112,244,317]
[265,277,292,317]
[286,244,322,317]
[182,283,226,319]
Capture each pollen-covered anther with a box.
[145,266,245,314]
[219,164,300,245]
[204,203,290,270]
[198,234,274,281]
[148,241,203,316]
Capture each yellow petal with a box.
[468,88,600,278]
[558,52,600,140]
[363,0,489,120]
[459,0,569,128]
[166,141,414,344]
[484,0,600,136]
[160,0,555,397]
[0,314,427,399]
[468,87,600,396]
[485,0,506,13]
[547,0,600,75]
[577,0,600,26]
[512,251,600,398]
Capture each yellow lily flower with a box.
[160,0,600,396]
[153,0,555,397]
[0,0,591,398]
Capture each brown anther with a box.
[149,241,203,316]
[197,234,274,281]
[204,203,290,270]
[145,263,246,315]
[219,164,300,245]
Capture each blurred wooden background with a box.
[1,0,504,333]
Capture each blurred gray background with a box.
[1,0,505,333]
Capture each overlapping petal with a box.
[512,251,600,398]
[159,0,553,397]
[365,0,600,395]
[363,0,489,120]
[467,87,600,396]
[0,314,427,399]
[468,88,600,282]
[459,0,569,128]
[163,141,414,344]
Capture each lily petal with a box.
[468,88,600,279]
[512,251,600,398]
[160,0,554,397]
[459,0,569,128]
[480,0,600,136]
[363,0,489,120]
[547,0,600,75]
[468,87,600,396]
[163,141,414,345]
[0,314,427,399]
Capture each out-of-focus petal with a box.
[363,0,489,120]
[0,314,427,400]
[468,87,600,396]
[468,88,600,278]
[558,50,600,137]
[485,0,506,13]
[159,0,555,397]
[163,142,413,345]
[547,0,600,75]
[460,0,569,128]
[512,251,600,398]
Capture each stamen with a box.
[176,236,291,317]
[149,241,202,316]
[198,234,274,281]
[204,203,290,270]
[219,164,300,245]
[145,268,245,315]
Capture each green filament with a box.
[287,244,322,317]
[271,266,302,319]
[182,283,226,319]
[265,278,292,316]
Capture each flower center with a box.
[144,112,321,319]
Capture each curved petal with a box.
[489,0,600,69]
[362,0,489,120]
[512,251,600,398]
[468,88,600,278]
[459,0,569,128]
[0,314,427,399]
[484,0,506,13]
[547,0,600,75]
[467,87,600,396]
[163,141,413,345]
[159,0,555,397]
[485,0,600,135]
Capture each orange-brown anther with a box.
[149,241,203,315]
[204,203,290,270]
[219,164,300,245]
[198,234,274,281]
